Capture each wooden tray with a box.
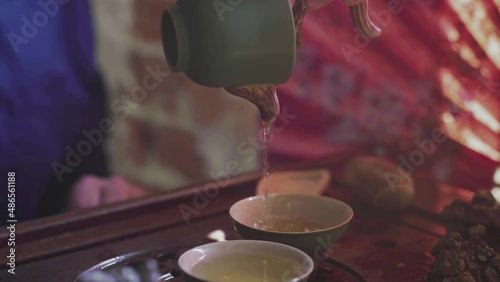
[0,154,475,282]
[75,243,368,282]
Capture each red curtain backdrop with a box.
[274,0,500,191]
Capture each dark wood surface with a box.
[0,158,474,282]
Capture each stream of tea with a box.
[225,85,325,232]
[258,118,326,233]
[262,120,272,195]
[261,119,274,225]
[224,84,279,222]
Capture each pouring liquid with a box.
[262,119,274,225]
[224,85,281,230]
[256,94,326,233]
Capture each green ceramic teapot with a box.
[161,0,381,89]
[161,0,296,88]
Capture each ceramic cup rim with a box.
[229,194,354,235]
[178,240,314,282]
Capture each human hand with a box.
[67,175,150,211]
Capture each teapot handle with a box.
[292,0,381,46]
[344,0,382,39]
[293,0,309,46]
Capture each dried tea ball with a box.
[343,156,415,211]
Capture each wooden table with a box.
[0,158,474,282]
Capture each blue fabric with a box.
[0,0,108,221]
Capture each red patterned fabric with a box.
[273,0,500,191]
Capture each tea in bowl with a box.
[229,194,353,258]
[178,240,314,282]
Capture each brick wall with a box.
[91,0,260,190]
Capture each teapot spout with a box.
[225,85,280,123]
[345,0,381,39]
